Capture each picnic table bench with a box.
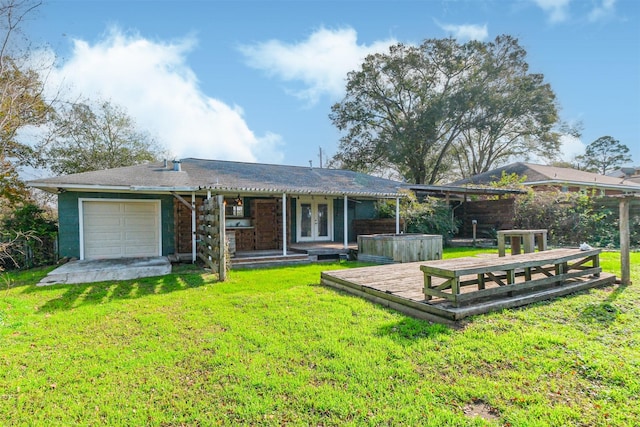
[497,229,548,257]
[421,248,601,307]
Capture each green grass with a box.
[1,250,639,426]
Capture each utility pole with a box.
[318,147,323,168]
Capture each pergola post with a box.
[191,192,196,263]
[343,195,348,249]
[282,193,287,256]
[395,197,400,234]
[218,194,226,281]
[620,196,631,285]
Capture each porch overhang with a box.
[524,179,640,193]
[197,185,404,199]
[29,182,405,199]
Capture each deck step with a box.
[231,254,311,269]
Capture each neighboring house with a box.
[451,162,640,196]
[29,158,405,261]
[608,167,640,184]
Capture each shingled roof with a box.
[451,162,640,193]
[28,158,405,198]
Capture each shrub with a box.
[376,192,459,244]
[1,203,58,269]
[514,190,619,247]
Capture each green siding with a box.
[57,192,175,258]
[333,198,377,242]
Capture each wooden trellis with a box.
[197,195,227,280]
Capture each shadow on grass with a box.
[21,270,213,313]
[577,283,628,325]
[377,317,451,343]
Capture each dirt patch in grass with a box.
[463,399,500,421]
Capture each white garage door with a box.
[82,200,161,259]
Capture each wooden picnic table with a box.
[497,229,548,257]
[421,248,601,307]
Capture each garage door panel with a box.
[84,216,124,228]
[84,202,123,215]
[85,246,124,258]
[124,233,156,240]
[82,200,160,259]
[124,217,158,227]
[85,232,124,242]
[124,203,156,214]
[124,245,158,257]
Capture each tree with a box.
[577,136,632,175]
[452,37,561,178]
[43,100,165,175]
[330,35,561,184]
[0,0,53,204]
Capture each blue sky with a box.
[29,0,640,176]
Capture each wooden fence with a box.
[455,198,516,238]
[353,219,404,236]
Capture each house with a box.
[608,166,640,184]
[445,162,640,238]
[28,158,405,262]
[451,162,640,196]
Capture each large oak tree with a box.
[43,100,165,175]
[330,35,561,184]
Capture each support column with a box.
[191,192,196,263]
[282,193,288,256]
[343,195,348,249]
[218,194,226,281]
[620,197,631,285]
[395,197,400,234]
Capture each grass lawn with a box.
[1,249,639,426]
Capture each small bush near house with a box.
[1,203,58,269]
[376,192,459,243]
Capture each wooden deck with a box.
[321,251,616,326]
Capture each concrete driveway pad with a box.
[38,257,172,286]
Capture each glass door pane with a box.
[317,203,329,237]
[300,203,312,238]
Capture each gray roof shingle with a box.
[29,158,405,197]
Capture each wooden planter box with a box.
[358,233,442,263]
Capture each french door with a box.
[297,198,332,242]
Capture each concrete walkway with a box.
[38,257,172,286]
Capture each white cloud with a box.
[532,0,572,23]
[436,22,489,41]
[588,0,616,22]
[45,27,283,163]
[238,27,397,105]
[558,134,586,161]
[526,134,584,165]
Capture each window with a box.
[224,199,244,217]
